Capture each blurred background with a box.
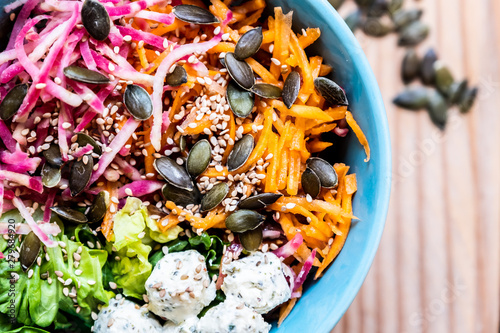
[329,0,500,332]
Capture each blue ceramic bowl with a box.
[0,0,391,331]
[264,1,391,332]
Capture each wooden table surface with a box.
[332,0,500,332]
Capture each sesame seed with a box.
[35,83,47,89]
[28,269,34,278]
[108,63,116,71]
[123,35,132,42]
[64,278,72,286]
[63,287,69,296]
[87,280,96,286]
[143,294,149,303]
[271,58,281,66]
[285,203,296,210]
[222,33,230,41]
[108,318,115,327]
[109,282,117,289]
[73,253,81,261]
[55,270,64,277]
[213,26,221,35]
[91,312,98,320]
[36,256,42,266]
[138,231,146,239]
[306,194,313,202]
[62,122,71,129]
[75,269,82,276]
[125,188,133,196]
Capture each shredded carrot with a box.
[207,42,235,54]
[278,297,298,326]
[286,150,301,195]
[264,132,279,192]
[307,139,333,153]
[101,183,118,241]
[345,111,371,162]
[298,28,321,49]
[245,57,280,85]
[271,8,292,79]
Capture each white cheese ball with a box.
[197,300,271,333]
[92,297,162,333]
[146,250,216,324]
[222,252,291,314]
[163,316,199,333]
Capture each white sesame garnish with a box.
[123,35,132,42]
[87,280,96,286]
[35,83,47,89]
[213,26,221,35]
[109,282,117,289]
[108,63,116,71]
[62,122,71,129]
[125,188,133,196]
[271,58,281,66]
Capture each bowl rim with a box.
[297,0,392,330]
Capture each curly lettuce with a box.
[105,197,182,299]
[0,212,112,331]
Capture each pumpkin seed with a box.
[173,5,220,25]
[402,49,420,84]
[307,157,338,188]
[448,79,468,105]
[200,182,229,212]
[234,27,263,60]
[388,0,403,15]
[81,0,110,41]
[50,206,89,224]
[363,17,394,37]
[314,77,348,106]
[187,139,211,178]
[154,156,194,191]
[328,0,346,9]
[426,90,448,129]
[433,61,454,96]
[239,226,263,252]
[123,84,153,121]
[367,0,389,18]
[77,133,102,155]
[41,163,61,188]
[165,65,188,87]
[458,86,478,114]
[421,48,438,85]
[393,87,429,110]
[225,209,265,233]
[162,183,201,207]
[392,8,423,31]
[20,232,40,272]
[238,193,283,210]
[63,66,110,84]
[227,81,255,118]
[179,135,187,151]
[301,168,321,198]
[355,0,375,8]
[398,21,429,46]
[250,83,282,99]
[344,10,363,32]
[225,52,255,90]
[0,83,28,120]
[69,155,94,197]
[87,191,108,223]
[227,134,254,171]
[282,71,301,108]
[43,144,63,167]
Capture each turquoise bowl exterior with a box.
[265,1,392,332]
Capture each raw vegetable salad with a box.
[0,0,370,332]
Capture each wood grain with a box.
[333,0,500,332]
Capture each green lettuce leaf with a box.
[105,198,182,299]
[0,213,112,330]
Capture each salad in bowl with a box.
[0,0,370,332]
